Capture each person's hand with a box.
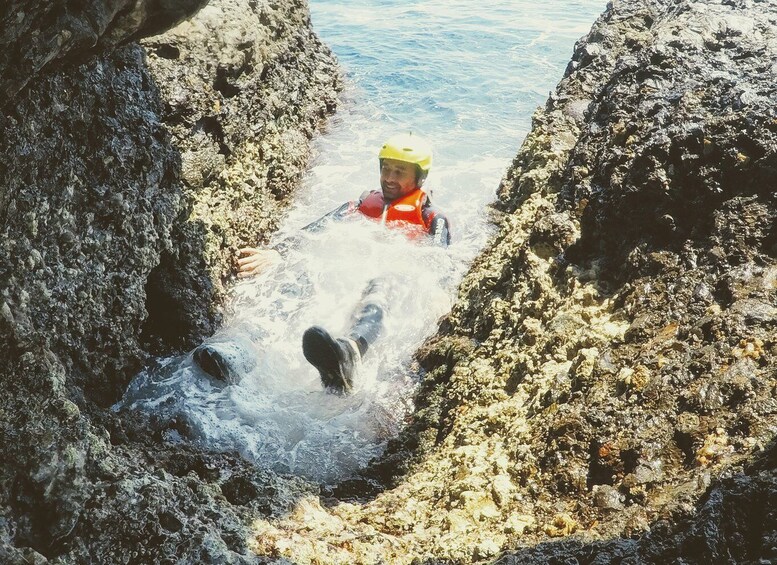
[236,247,282,278]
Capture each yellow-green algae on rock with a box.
[247,0,777,562]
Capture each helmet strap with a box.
[416,165,427,187]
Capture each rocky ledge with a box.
[1,0,339,562]
[248,0,776,563]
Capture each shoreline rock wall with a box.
[0,0,211,104]
[1,43,181,407]
[1,0,340,561]
[141,0,340,353]
[247,0,776,562]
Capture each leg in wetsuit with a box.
[194,273,396,394]
[348,276,396,354]
[303,275,398,394]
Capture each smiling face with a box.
[380,158,419,201]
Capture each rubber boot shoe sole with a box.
[302,326,355,394]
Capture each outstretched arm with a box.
[237,199,361,278]
[299,200,355,233]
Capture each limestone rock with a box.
[0,0,339,562]
[260,0,777,563]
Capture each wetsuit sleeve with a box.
[270,200,359,254]
[300,201,355,232]
[422,202,451,248]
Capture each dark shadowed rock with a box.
[0,0,339,562]
[0,0,210,104]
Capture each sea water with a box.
[118,0,605,483]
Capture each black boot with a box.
[302,326,360,394]
[192,339,255,385]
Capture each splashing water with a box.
[118,0,604,483]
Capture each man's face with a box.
[380,158,418,201]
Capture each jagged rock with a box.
[242,0,776,562]
[0,0,339,562]
[140,0,341,352]
[0,0,210,104]
[0,43,179,406]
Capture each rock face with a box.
[0,0,339,562]
[1,0,211,103]
[140,0,340,352]
[246,0,776,563]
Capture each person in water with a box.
[193,133,451,393]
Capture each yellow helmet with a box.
[378,133,433,181]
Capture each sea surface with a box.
[118,0,605,483]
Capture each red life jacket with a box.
[356,188,429,238]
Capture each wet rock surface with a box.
[1,0,339,562]
[247,0,776,562]
[140,0,340,353]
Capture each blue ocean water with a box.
[120,0,605,483]
[294,0,603,250]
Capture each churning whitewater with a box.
[118,0,604,483]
